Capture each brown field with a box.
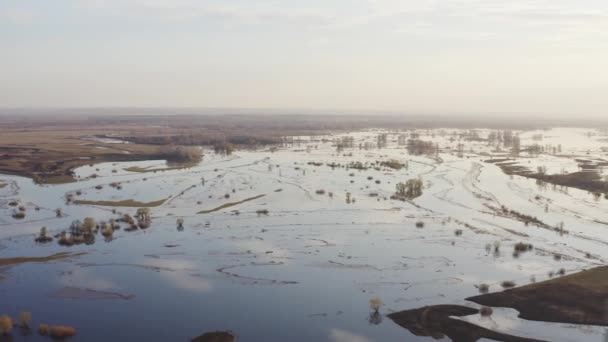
[0,128,166,184]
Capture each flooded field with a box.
[1,127,607,341]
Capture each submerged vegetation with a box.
[2,122,608,341]
[393,178,424,200]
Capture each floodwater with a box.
[1,128,607,341]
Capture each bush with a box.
[19,312,32,328]
[514,242,533,252]
[478,283,490,293]
[0,315,13,335]
[500,280,516,289]
[480,306,493,317]
[256,209,269,216]
[415,221,424,228]
[380,159,405,170]
[38,324,49,335]
[162,145,203,162]
[369,297,383,312]
[49,326,77,338]
[315,189,326,195]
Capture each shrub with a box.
[12,211,25,219]
[315,189,326,195]
[415,221,424,228]
[500,280,516,289]
[480,306,493,317]
[35,227,53,243]
[514,242,533,252]
[256,209,269,216]
[19,312,31,328]
[8,200,18,207]
[454,229,463,236]
[478,283,490,293]
[0,315,13,335]
[49,326,77,338]
[38,324,49,335]
[162,145,203,162]
[380,159,405,170]
[102,224,114,237]
[369,297,383,312]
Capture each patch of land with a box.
[73,198,168,207]
[124,163,196,173]
[191,331,236,342]
[0,128,173,184]
[467,266,608,326]
[0,252,86,267]
[0,252,86,279]
[488,159,608,194]
[388,305,545,342]
[197,195,266,214]
[52,287,135,300]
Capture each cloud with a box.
[329,329,374,342]
[82,0,332,25]
[142,258,214,293]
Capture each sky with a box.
[1,0,608,117]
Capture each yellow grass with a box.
[124,162,197,173]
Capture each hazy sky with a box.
[1,0,607,117]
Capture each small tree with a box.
[19,312,32,328]
[82,217,96,232]
[136,208,151,222]
[369,297,383,313]
[0,315,13,335]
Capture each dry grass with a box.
[124,162,197,173]
[73,198,168,207]
[0,252,86,268]
[0,128,165,184]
